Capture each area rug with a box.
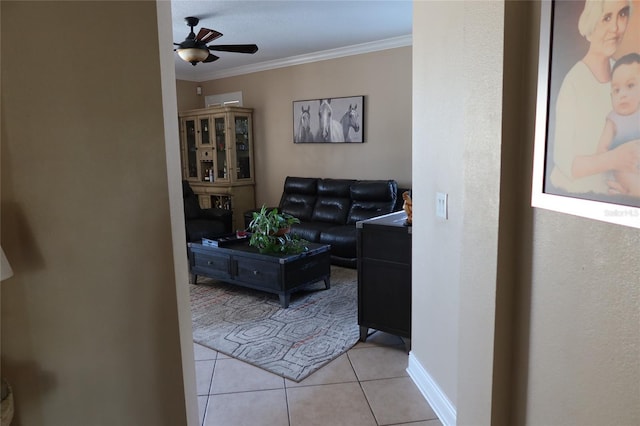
[190,266,359,382]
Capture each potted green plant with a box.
[248,205,308,254]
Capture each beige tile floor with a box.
[194,331,442,426]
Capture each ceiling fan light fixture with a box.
[174,16,258,68]
[177,47,209,65]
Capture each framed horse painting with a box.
[293,95,365,143]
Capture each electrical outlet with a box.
[436,192,448,219]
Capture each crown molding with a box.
[177,34,412,82]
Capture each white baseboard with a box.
[406,352,457,426]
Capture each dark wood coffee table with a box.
[187,240,331,308]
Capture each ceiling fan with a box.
[174,16,259,66]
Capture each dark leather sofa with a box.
[245,177,403,268]
[182,180,233,242]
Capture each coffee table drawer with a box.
[235,258,280,290]
[192,251,232,280]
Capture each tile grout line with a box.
[207,386,287,396]
[346,349,381,426]
[201,354,219,426]
[201,395,209,426]
[284,379,292,426]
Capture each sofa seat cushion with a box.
[290,222,334,242]
[319,226,357,259]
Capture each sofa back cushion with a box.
[281,176,318,195]
[182,180,202,220]
[281,194,317,221]
[311,179,356,224]
[347,180,398,224]
[279,177,318,221]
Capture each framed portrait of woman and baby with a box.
[532,0,640,228]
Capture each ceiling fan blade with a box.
[208,44,259,54]
[203,54,220,63]
[197,28,223,43]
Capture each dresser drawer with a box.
[192,250,232,280]
[360,229,410,264]
[234,257,280,290]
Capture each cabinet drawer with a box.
[192,251,232,280]
[284,251,331,290]
[235,258,280,290]
[359,260,411,337]
[361,230,410,264]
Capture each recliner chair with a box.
[182,180,232,242]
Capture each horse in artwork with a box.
[294,105,313,143]
[316,99,344,143]
[340,104,360,142]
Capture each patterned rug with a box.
[190,266,359,382]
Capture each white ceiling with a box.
[170,0,413,82]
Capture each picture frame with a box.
[532,0,640,228]
[293,95,364,143]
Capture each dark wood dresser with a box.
[356,211,411,343]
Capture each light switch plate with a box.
[436,192,448,219]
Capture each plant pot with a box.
[273,227,290,237]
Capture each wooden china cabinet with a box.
[179,106,255,230]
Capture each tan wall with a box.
[413,1,640,425]
[176,80,201,112]
[1,2,189,425]
[177,47,412,207]
[412,1,505,422]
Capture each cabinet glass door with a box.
[234,115,251,180]
[199,117,211,145]
[199,117,213,182]
[214,116,227,180]
[184,118,198,179]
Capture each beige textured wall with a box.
[178,47,412,207]
[454,2,508,423]
[412,0,465,408]
[413,1,506,422]
[414,1,640,425]
[521,215,640,425]
[1,2,189,425]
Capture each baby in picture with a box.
[596,52,640,197]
